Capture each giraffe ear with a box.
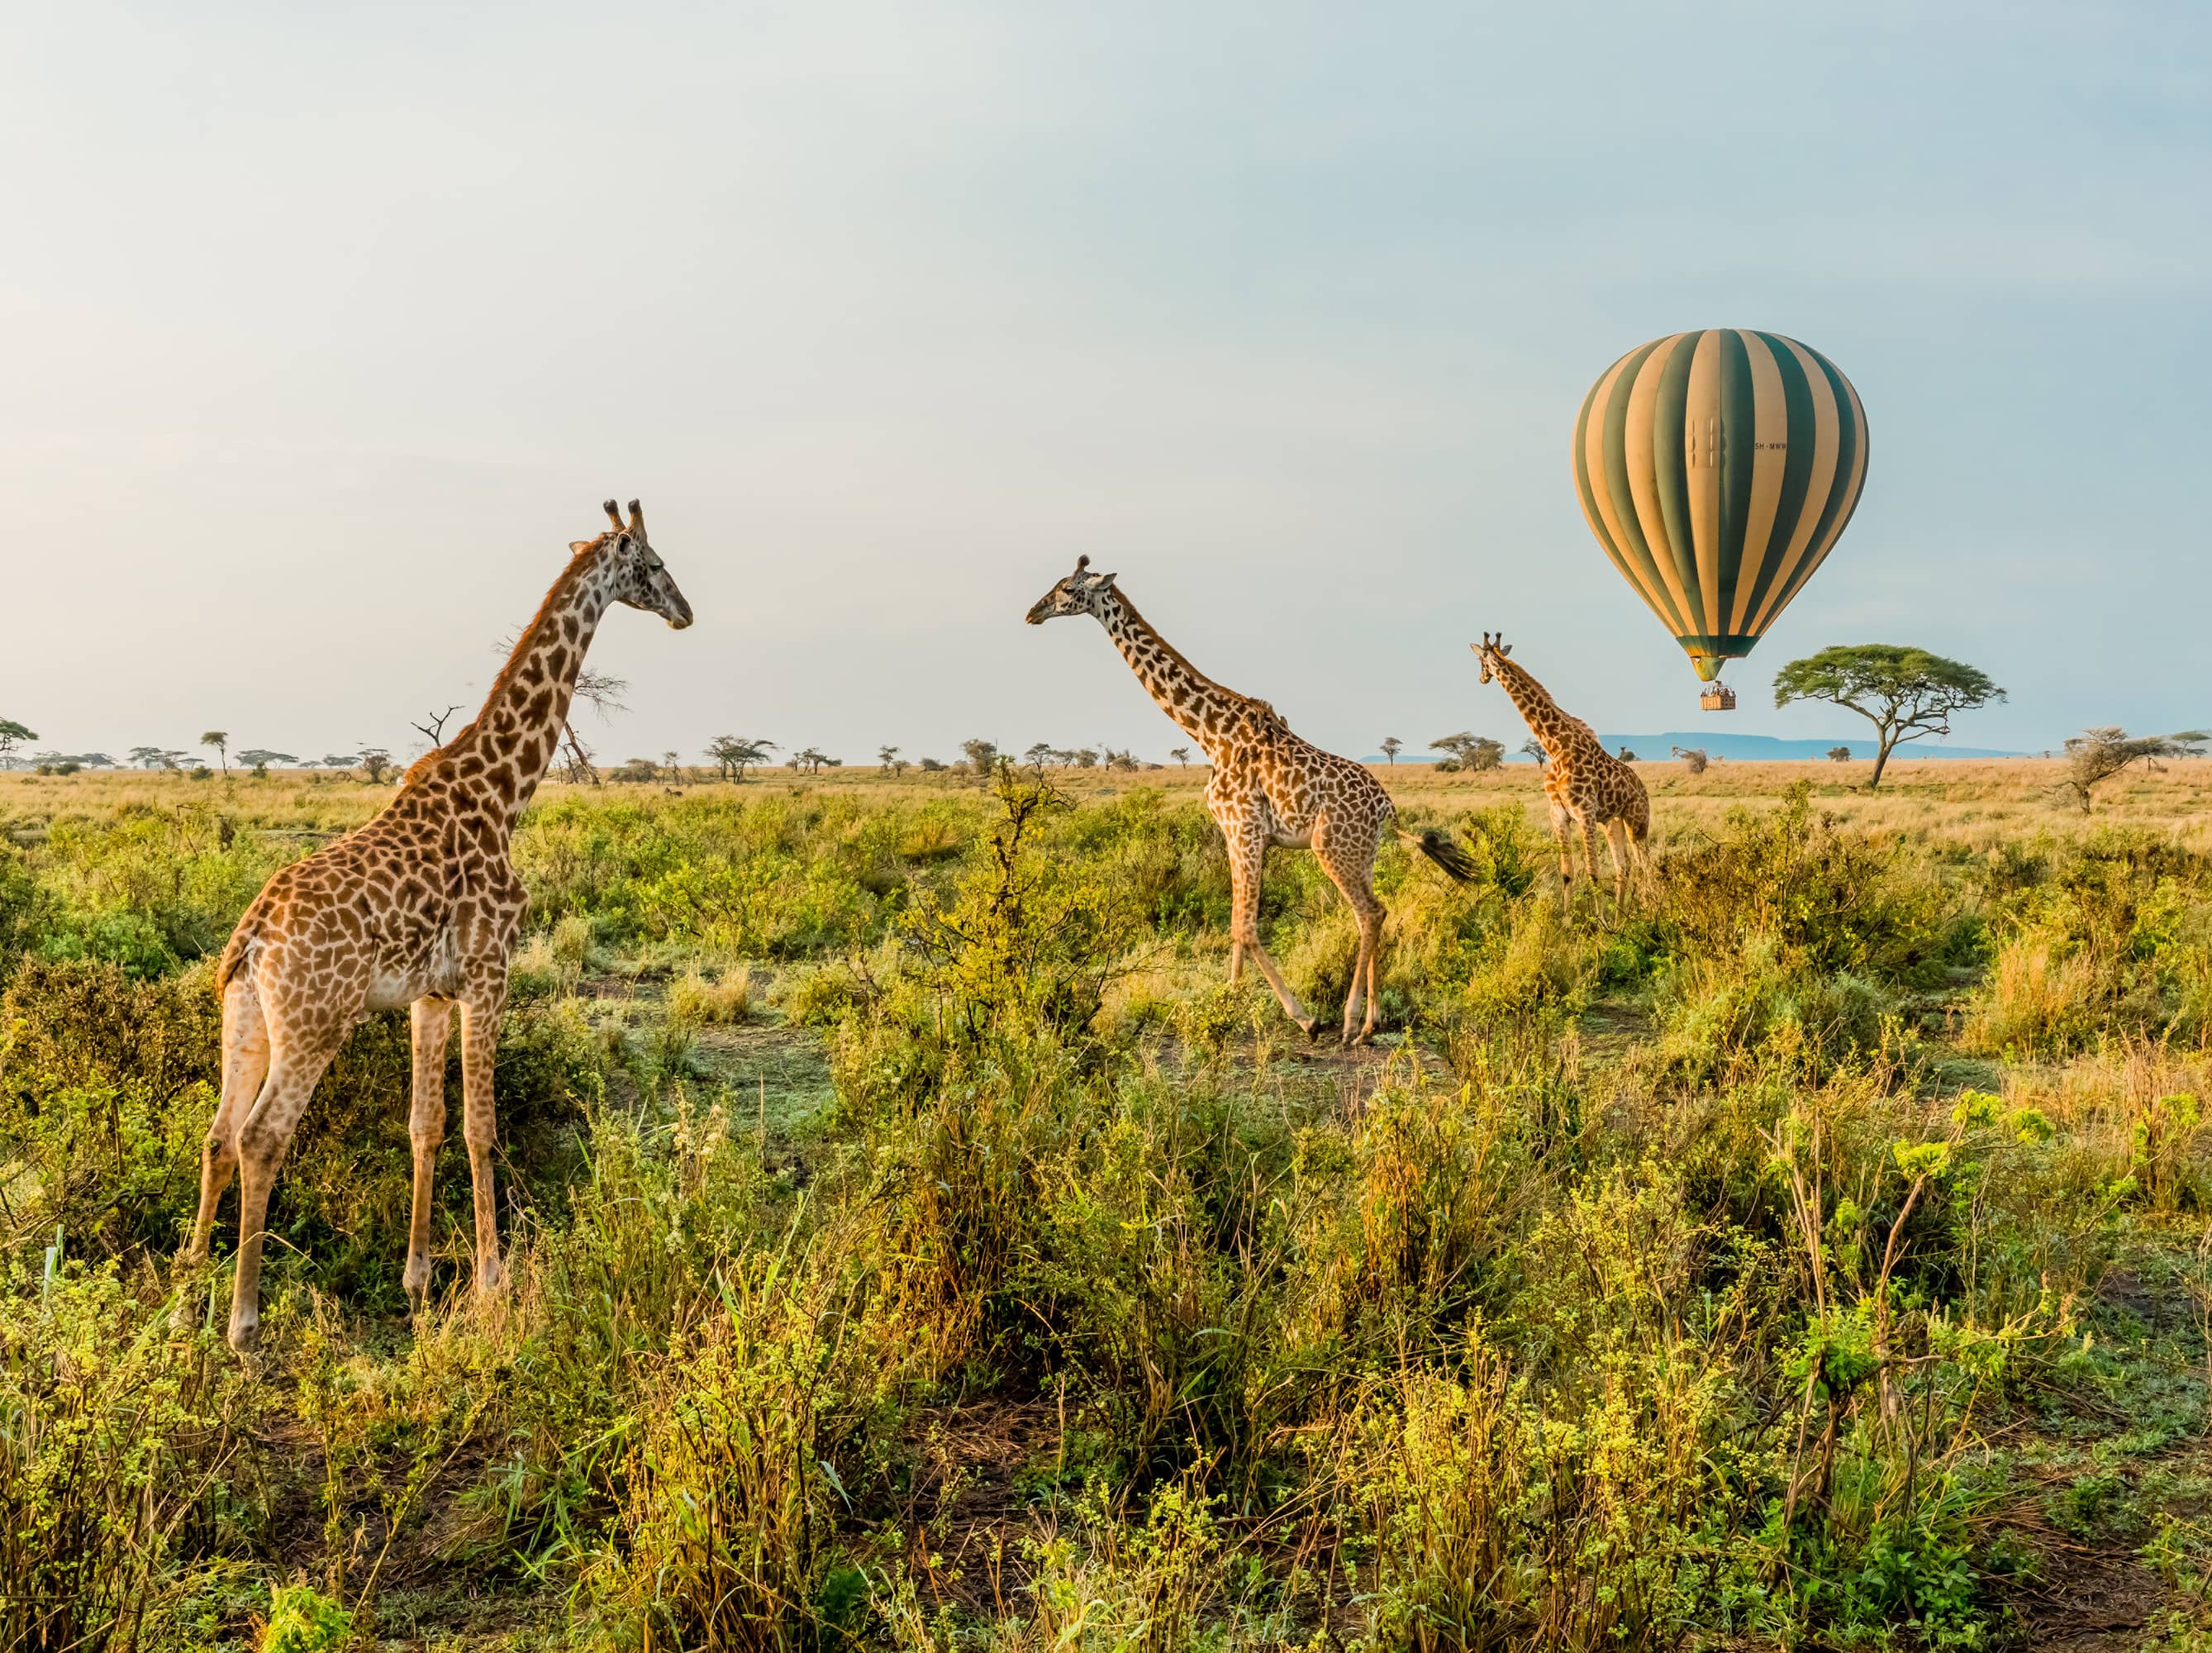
[569,541,596,555]
[1501,644,1512,657]
[1090,569,1119,587]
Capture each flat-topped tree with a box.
[1380,736,1402,764]
[201,731,229,776]
[1772,645,2004,789]
[1429,732,1502,773]
[0,719,35,769]
[706,736,775,782]
[2060,726,2210,812]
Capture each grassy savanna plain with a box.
[5,756,2212,1651]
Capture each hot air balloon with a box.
[1572,331,1868,711]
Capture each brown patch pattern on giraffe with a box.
[1027,556,1472,1045]
[179,499,693,1352]
[1474,633,1652,913]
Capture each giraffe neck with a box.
[1093,589,1257,758]
[436,544,622,828]
[1491,658,1590,757]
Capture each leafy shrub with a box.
[0,1263,250,1653]
[592,1246,864,1650]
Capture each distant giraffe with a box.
[1028,558,1472,1044]
[180,501,693,1351]
[1473,633,1651,912]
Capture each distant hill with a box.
[1367,733,2022,763]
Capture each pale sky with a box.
[5,3,2206,766]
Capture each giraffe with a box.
[1472,633,1651,913]
[1027,558,1472,1045]
[180,501,693,1351]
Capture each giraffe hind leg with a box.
[1577,815,1610,921]
[1604,817,1632,911]
[1227,831,1315,1038]
[1548,799,1576,912]
[1311,817,1386,1046]
[228,1031,347,1352]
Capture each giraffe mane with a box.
[438,540,604,759]
[1111,587,1284,728]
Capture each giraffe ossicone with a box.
[178,499,693,1353]
[1027,561,1474,1045]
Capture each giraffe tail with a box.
[216,910,262,990]
[1399,826,1477,884]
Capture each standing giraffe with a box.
[1027,558,1472,1045]
[1472,633,1651,912]
[181,501,692,1351]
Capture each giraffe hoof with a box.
[1298,1017,1320,1042]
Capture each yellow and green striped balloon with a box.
[1572,330,1869,683]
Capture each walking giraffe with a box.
[1027,558,1472,1045]
[1472,632,1651,913]
[181,501,693,1351]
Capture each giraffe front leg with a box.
[403,997,452,1315]
[458,993,508,1299]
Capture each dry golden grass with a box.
[7,753,2207,850]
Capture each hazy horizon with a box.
[6,3,2207,769]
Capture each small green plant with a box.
[260,1583,353,1653]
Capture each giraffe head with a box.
[571,500,693,629]
[1025,555,1118,625]
[1473,631,1514,684]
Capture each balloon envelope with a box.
[1572,331,1868,682]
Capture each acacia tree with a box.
[1429,731,1504,773]
[706,736,777,782]
[1772,645,2005,789]
[1169,747,1192,767]
[2058,726,2209,812]
[880,745,908,776]
[200,730,230,776]
[1379,736,1403,765]
[960,739,998,775]
[1520,737,1549,769]
[1022,743,1054,767]
[0,719,35,769]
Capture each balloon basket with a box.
[1700,684,1738,712]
